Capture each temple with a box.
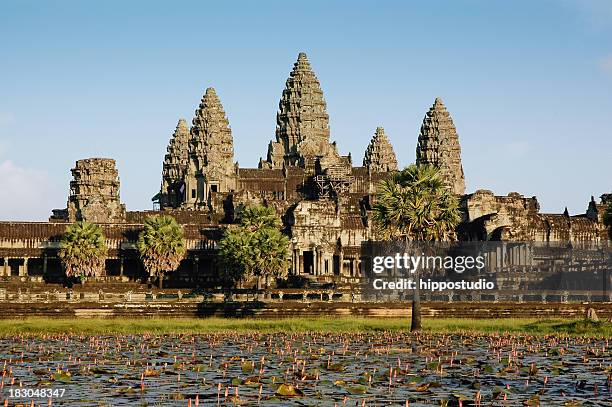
[0,52,609,282]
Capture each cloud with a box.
[600,55,612,74]
[0,160,61,221]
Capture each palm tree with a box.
[218,204,290,289]
[372,164,461,331]
[254,227,291,287]
[58,221,108,282]
[137,215,186,289]
[217,227,258,286]
[238,204,281,230]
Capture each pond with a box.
[0,332,610,406]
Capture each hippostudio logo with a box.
[369,253,495,292]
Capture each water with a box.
[0,332,610,406]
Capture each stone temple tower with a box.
[363,127,398,172]
[263,52,340,171]
[184,87,236,209]
[67,158,126,222]
[416,98,465,195]
[160,118,190,208]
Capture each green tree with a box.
[372,164,461,331]
[58,221,108,282]
[137,215,186,289]
[238,204,281,230]
[254,227,291,286]
[218,204,290,289]
[217,227,258,285]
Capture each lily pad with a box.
[275,383,304,397]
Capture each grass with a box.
[0,317,610,336]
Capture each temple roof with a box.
[363,127,398,172]
[191,88,232,146]
[265,52,336,169]
[416,97,465,195]
[278,52,329,146]
[189,87,234,179]
[162,118,190,177]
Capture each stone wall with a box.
[0,297,610,320]
[66,158,126,223]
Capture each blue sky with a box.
[0,0,611,220]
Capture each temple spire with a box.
[363,127,398,172]
[167,119,190,163]
[190,87,234,162]
[160,118,191,208]
[183,87,235,207]
[263,52,337,170]
[416,97,465,195]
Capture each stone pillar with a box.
[119,256,124,277]
[312,250,317,275]
[43,255,48,275]
[321,253,325,276]
[298,253,303,274]
[2,258,7,277]
[193,256,199,284]
[21,258,29,277]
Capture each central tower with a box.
[262,52,340,172]
[416,98,466,195]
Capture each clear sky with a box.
[1,0,611,221]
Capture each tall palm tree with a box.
[254,227,290,287]
[372,164,461,331]
[58,221,108,282]
[137,215,186,289]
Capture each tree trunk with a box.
[406,238,422,332]
[410,269,422,332]
[158,274,163,289]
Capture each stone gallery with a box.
[0,53,609,283]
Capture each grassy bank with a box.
[0,317,610,336]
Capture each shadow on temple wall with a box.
[41,233,68,285]
[222,193,235,223]
[535,269,611,301]
[196,297,265,317]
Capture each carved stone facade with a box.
[0,52,609,282]
[416,98,465,195]
[459,190,609,243]
[183,87,236,209]
[261,52,342,172]
[363,127,398,172]
[160,119,191,208]
[66,158,125,223]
